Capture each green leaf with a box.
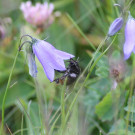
[16,99,41,135]
[95,91,113,121]
[108,130,135,135]
[0,81,35,109]
[124,96,135,123]
[93,52,109,77]
[95,66,109,78]
[124,96,135,113]
[95,90,126,121]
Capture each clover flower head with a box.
[123,13,135,60]
[19,35,74,81]
[20,1,54,28]
[108,17,123,36]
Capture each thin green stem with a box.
[66,13,96,51]
[1,51,19,131]
[49,114,60,135]
[60,79,67,134]
[61,85,66,128]
[65,35,116,124]
[125,54,135,135]
[74,36,108,88]
[21,115,24,135]
[49,92,72,125]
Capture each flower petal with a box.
[124,51,131,60]
[27,52,37,77]
[123,41,135,60]
[54,50,75,60]
[33,41,66,70]
[123,16,135,60]
[32,44,55,81]
[108,17,123,36]
[133,46,135,54]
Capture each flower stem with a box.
[125,54,135,135]
[65,35,116,124]
[66,13,96,51]
[1,51,19,131]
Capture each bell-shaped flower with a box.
[108,17,124,36]
[123,14,135,60]
[19,35,74,81]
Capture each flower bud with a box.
[26,46,37,77]
[108,17,124,36]
[27,52,37,77]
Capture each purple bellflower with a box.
[123,14,135,60]
[108,17,124,36]
[19,35,74,81]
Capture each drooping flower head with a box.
[19,35,74,81]
[123,13,135,60]
[108,17,124,36]
[20,1,54,29]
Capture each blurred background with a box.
[0,0,135,135]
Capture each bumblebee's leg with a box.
[55,70,66,73]
[53,78,60,84]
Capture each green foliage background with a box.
[0,0,135,135]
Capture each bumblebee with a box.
[54,58,80,85]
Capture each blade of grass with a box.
[1,51,19,131]
[74,35,108,89]
[17,99,36,135]
[13,127,40,135]
[60,78,68,135]
[21,115,24,135]
[55,2,100,44]
[49,114,60,135]
[66,14,96,51]
[49,92,72,125]
[6,124,13,135]
[125,54,135,135]
[34,79,49,135]
[80,0,107,33]
[61,80,66,129]
[65,35,116,124]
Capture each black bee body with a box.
[54,58,80,85]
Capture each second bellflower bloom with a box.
[19,36,74,81]
[123,14,135,60]
[108,17,124,36]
